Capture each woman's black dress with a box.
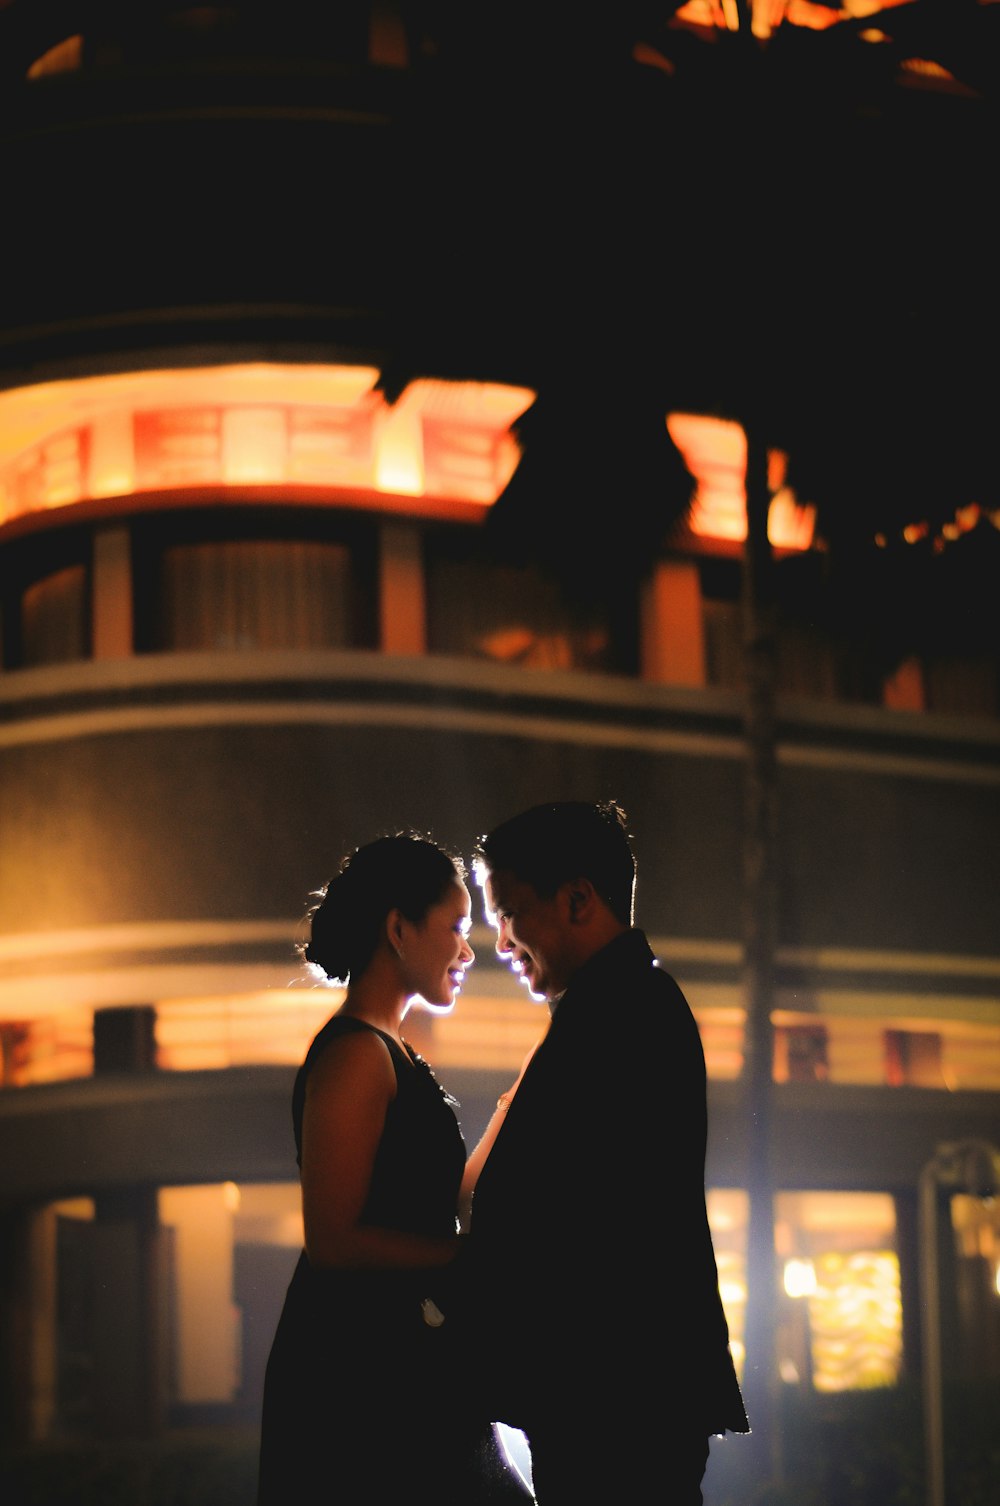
[257,1016,519,1503]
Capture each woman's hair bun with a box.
[298,831,462,984]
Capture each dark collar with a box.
[549,928,654,1016]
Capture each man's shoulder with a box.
[626,932,689,997]
[647,955,689,997]
[567,929,690,1002]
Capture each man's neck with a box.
[548,924,632,1012]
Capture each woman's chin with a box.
[410,995,457,1017]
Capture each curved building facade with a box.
[1,0,998,1450]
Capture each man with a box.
[463,800,749,1504]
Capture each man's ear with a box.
[563,877,597,922]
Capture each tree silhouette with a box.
[400,5,1000,1488]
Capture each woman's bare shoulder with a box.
[306,1020,396,1094]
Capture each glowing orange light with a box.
[221,407,287,484]
[3,369,817,556]
[374,404,425,496]
[673,0,911,39]
[0,366,534,527]
[667,412,816,552]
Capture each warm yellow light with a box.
[707,1186,747,1233]
[768,489,817,551]
[784,1257,818,1298]
[667,412,816,552]
[672,0,903,39]
[809,1250,902,1391]
[376,378,533,502]
[0,365,534,526]
[90,469,134,498]
[221,408,288,484]
[955,503,981,532]
[2,370,824,555]
[374,403,425,496]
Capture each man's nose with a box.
[494,919,512,955]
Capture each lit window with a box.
[775,1025,829,1084]
[884,1029,945,1088]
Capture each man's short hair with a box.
[475,800,636,925]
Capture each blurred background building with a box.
[0,0,997,1456]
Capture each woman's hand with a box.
[458,1035,543,1226]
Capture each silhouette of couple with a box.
[257,801,749,1505]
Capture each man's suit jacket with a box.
[461,927,749,1436]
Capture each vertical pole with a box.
[91,1006,166,1439]
[918,1141,1000,1506]
[740,424,781,1486]
[918,1158,945,1506]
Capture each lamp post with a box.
[918,1139,999,1506]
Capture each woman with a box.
[257,831,525,1504]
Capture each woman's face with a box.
[401,878,475,1011]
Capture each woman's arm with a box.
[458,1036,541,1227]
[300,1031,459,1270]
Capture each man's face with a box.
[482,868,576,1002]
